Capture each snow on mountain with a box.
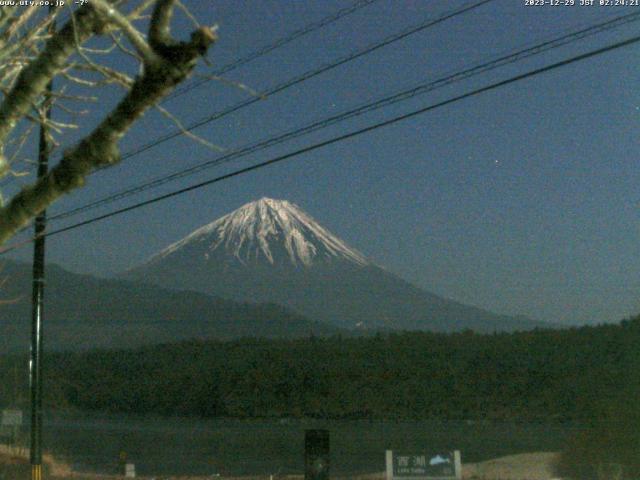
[152,197,368,268]
[126,197,547,334]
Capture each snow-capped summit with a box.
[125,197,546,333]
[153,197,368,268]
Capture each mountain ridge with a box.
[0,260,341,352]
[145,197,368,268]
[125,198,548,333]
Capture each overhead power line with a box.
[117,0,495,161]
[0,0,379,186]
[168,0,381,99]
[2,31,638,255]
[0,0,380,190]
[49,9,640,223]
[1,0,491,193]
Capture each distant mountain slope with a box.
[0,260,340,352]
[125,198,546,333]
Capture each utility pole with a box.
[30,7,55,480]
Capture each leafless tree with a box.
[0,0,216,245]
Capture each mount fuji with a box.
[125,198,545,333]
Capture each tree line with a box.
[1,318,637,421]
[2,318,639,478]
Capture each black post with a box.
[304,429,330,480]
[30,9,54,480]
[29,104,49,480]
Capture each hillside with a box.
[125,198,547,333]
[4,316,633,420]
[0,260,340,352]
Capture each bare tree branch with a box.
[0,2,217,244]
[0,4,106,153]
[154,103,224,152]
[128,0,158,21]
[91,0,158,64]
[149,0,175,52]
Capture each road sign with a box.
[125,463,136,478]
[1,409,23,427]
[386,450,461,480]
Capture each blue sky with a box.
[4,0,640,325]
